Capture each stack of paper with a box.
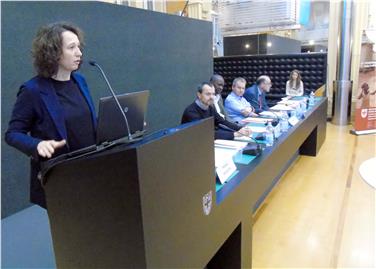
[278,100,300,106]
[234,136,254,142]
[241,117,271,124]
[281,96,293,101]
[214,147,238,164]
[215,139,248,150]
[269,104,294,111]
[259,111,284,118]
[247,126,266,133]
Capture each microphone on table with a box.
[267,110,281,127]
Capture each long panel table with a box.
[44,97,327,268]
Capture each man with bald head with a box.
[244,75,271,113]
[209,74,231,121]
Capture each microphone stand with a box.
[89,61,133,141]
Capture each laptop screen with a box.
[96,90,149,144]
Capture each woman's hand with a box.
[37,140,66,158]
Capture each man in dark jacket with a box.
[243,75,271,113]
[209,74,233,122]
[181,82,251,140]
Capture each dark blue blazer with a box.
[5,72,97,208]
[243,84,269,113]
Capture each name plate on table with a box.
[288,116,299,126]
[216,158,237,184]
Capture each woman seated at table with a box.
[286,70,304,96]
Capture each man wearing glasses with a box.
[243,75,272,113]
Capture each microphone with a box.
[89,60,133,141]
[258,109,280,127]
[268,109,280,119]
[267,110,281,127]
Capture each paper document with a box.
[215,147,238,164]
[247,126,267,133]
[241,117,270,124]
[259,111,284,118]
[234,136,254,142]
[281,96,293,101]
[270,104,294,111]
[215,139,248,150]
[278,100,301,106]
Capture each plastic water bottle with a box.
[309,91,315,107]
[300,100,307,113]
[295,104,302,119]
[290,109,296,118]
[274,122,281,138]
[265,122,274,146]
[281,111,289,132]
[299,102,306,118]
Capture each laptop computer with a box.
[39,90,150,182]
[96,90,149,144]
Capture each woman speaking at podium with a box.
[5,22,97,209]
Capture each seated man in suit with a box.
[181,82,251,140]
[224,77,257,123]
[243,75,271,113]
[209,74,233,122]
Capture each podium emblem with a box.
[202,191,212,215]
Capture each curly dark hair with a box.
[31,22,84,78]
